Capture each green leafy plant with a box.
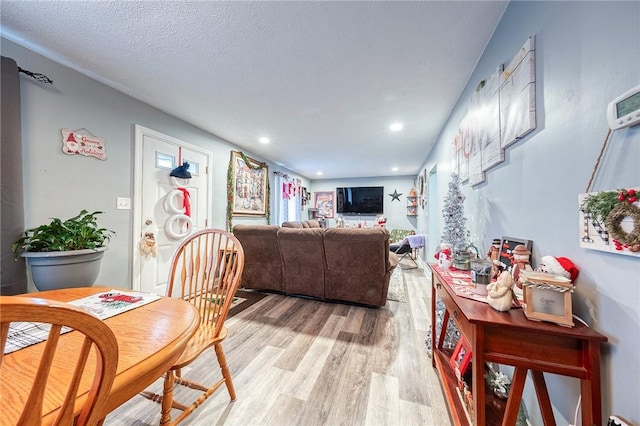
[580,190,620,223]
[11,210,114,259]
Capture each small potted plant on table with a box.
[11,210,114,291]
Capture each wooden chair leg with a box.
[160,370,175,426]
[215,343,236,401]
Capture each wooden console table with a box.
[429,264,608,426]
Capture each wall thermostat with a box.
[607,85,640,130]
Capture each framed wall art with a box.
[578,187,640,258]
[301,187,311,205]
[229,150,269,216]
[451,36,536,188]
[314,191,335,218]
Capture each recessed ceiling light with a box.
[259,137,270,144]
[316,171,323,176]
[392,167,399,172]
[390,123,403,132]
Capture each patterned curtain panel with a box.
[0,56,27,295]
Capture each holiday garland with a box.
[521,281,574,293]
[226,151,270,232]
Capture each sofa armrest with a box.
[232,224,284,292]
[388,252,399,271]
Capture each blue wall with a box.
[418,1,640,423]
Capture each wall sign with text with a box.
[61,128,107,160]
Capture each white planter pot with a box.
[22,247,107,291]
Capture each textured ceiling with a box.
[1,1,508,180]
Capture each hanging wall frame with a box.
[61,128,106,160]
[579,187,640,257]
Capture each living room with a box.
[1,1,639,425]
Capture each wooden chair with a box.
[0,296,119,425]
[141,229,245,425]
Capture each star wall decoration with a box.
[389,190,402,201]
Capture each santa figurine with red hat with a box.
[536,256,579,282]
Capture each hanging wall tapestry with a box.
[452,36,536,186]
[579,187,640,257]
[227,151,269,228]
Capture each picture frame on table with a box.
[230,150,269,216]
[449,337,472,381]
[498,236,533,274]
[520,270,575,327]
[314,191,335,218]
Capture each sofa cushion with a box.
[304,219,321,228]
[323,228,392,306]
[232,225,284,292]
[277,228,325,299]
[282,221,304,228]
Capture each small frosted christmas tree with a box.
[441,173,469,254]
[427,173,470,357]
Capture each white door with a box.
[133,125,212,295]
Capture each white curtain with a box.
[273,172,289,225]
[293,178,302,221]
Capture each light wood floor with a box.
[105,261,452,425]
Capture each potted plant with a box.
[11,210,114,291]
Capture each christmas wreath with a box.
[604,189,640,252]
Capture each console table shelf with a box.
[433,349,507,425]
[429,264,608,426]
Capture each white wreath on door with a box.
[164,189,186,214]
[164,213,193,240]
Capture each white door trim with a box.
[132,124,213,291]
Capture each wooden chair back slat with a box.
[0,296,119,426]
[147,228,245,424]
[167,229,245,336]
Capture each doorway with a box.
[427,165,438,259]
[132,125,212,294]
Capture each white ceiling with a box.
[1,1,508,180]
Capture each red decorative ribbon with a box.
[177,187,191,217]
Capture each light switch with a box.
[116,197,131,210]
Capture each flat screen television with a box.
[336,186,384,215]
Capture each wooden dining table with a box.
[1,286,200,425]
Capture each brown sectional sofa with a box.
[233,224,398,306]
